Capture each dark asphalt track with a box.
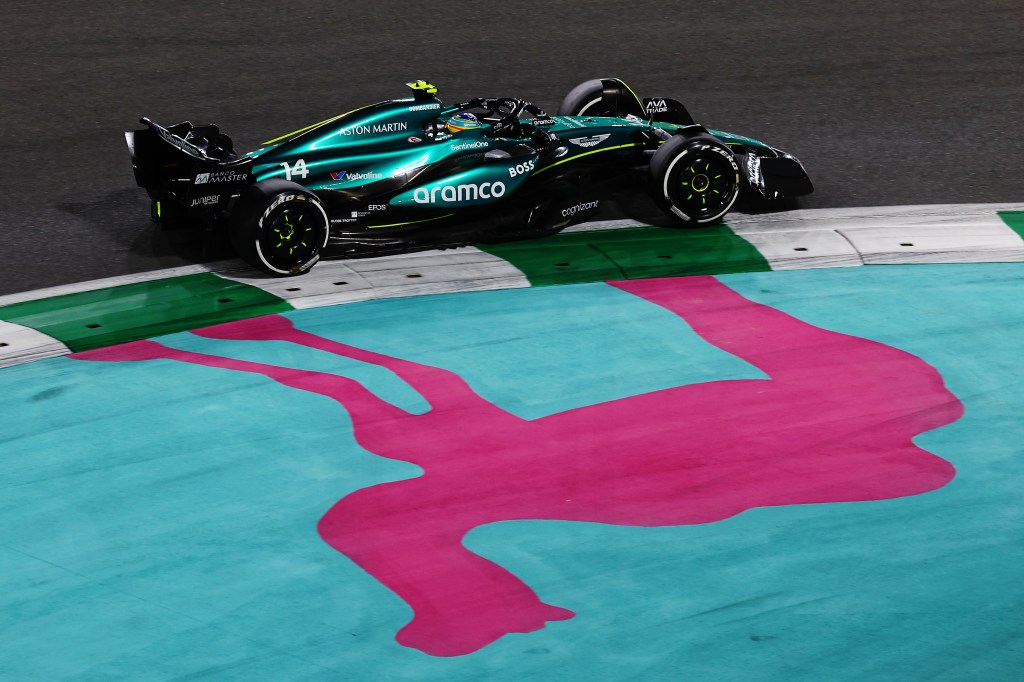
[1,1,1021,296]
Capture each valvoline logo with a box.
[331,170,384,182]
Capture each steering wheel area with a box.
[456,97,548,138]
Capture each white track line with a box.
[0,321,70,366]
[566,203,1024,270]
[218,247,531,309]
[0,263,225,307]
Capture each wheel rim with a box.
[264,202,324,267]
[675,154,737,219]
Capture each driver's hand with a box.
[531,129,559,148]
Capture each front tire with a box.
[649,132,740,225]
[230,180,329,276]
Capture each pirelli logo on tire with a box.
[657,140,740,224]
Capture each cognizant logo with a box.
[562,200,599,217]
[413,182,506,203]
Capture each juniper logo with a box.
[412,181,506,204]
[190,195,219,207]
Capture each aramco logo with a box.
[412,181,506,204]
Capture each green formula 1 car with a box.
[126,78,812,275]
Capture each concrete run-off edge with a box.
[1,203,1023,368]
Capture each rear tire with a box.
[557,78,646,118]
[558,79,606,116]
[649,132,740,225]
[229,179,329,276]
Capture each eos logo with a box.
[413,182,506,203]
[568,134,610,148]
[562,200,598,217]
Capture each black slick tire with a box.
[229,179,329,276]
[557,78,647,118]
[558,79,607,116]
[649,132,740,225]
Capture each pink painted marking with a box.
[73,276,962,656]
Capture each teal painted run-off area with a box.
[2,263,1023,680]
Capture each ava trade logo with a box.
[646,99,669,114]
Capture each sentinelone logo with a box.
[413,182,506,203]
[451,140,489,151]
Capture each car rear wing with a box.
[126,117,254,223]
[138,117,214,160]
[125,117,247,191]
[133,117,236,161]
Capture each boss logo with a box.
[508,159,536,177]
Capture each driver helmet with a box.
[445,111,482,134]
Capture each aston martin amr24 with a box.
[126,78,812,275]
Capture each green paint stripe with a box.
[479,224,770,286]
[0,273,292,352]
[998,211,1024,239]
